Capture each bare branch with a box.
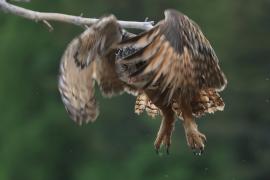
[42,20,53,32]
[0,0,154,30]
[9,0,31,3]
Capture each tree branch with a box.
[0,0,154,30]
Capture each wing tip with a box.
[96,14,119,29]
[164,9,184,20]
[65,105,99,125]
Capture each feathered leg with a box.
[154,106,175,154]
[144,90,175,153]
[180,101,207,155]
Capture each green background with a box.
[0,0,270,179]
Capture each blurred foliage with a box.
[0,0,270,180]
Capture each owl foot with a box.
[183,123,206,155]
[154,131,172,155]
[180,101,207,155]
[154,119,174,155]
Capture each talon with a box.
[155,147,160,155]
[166,145,170,155]
[203,137,207,143]
[192,149,201,156]
[185,129,207,154]
[153,108,175,154]
[200,147,204,153]
[200,150,204,155]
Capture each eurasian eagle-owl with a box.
[58,9,227,154]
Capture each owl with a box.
[58,9,227,154]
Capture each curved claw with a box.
[200,147,204,154]
[192,146,205,156]
[155,146,160,155]
[166,144,170,155]
[185,129,207,154]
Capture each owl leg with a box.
[181,101,207,155]
[154,107,175,154]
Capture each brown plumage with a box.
[58,15,137,125]
[135,93,160,118]
[172,89,225,119]
[58,9,227,154]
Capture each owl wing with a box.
[116,9,227,104]
[58,15,123,125]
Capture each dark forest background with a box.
[0,0,270,179]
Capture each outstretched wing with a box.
[116,9,227,104]
[58,15,122,125]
